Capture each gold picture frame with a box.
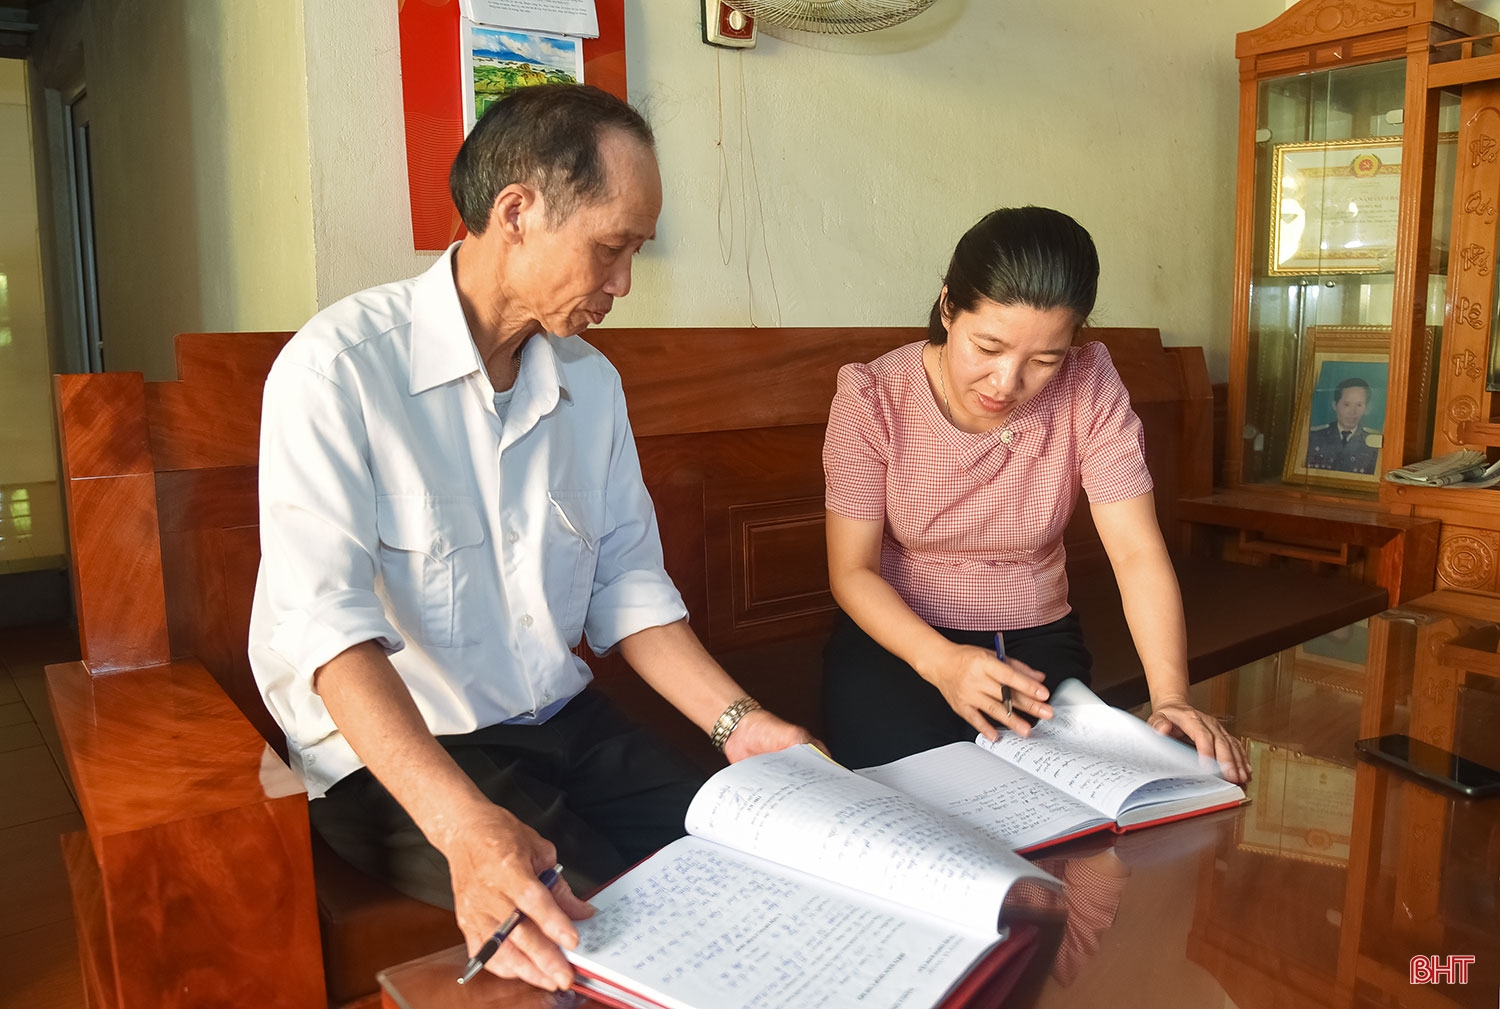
[1282,326,1394,491]
[1236,739,1356,868]
[1270,137,1403,276]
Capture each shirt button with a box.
[506,529,520,544]
[1000,429,1014,444]
[520,613,534,627]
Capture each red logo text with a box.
[1409,955,1475,985]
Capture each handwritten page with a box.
[859,742,1109,850]
[570,837,998,1009]
[685,746,1056,933]
[976,688,1228,818]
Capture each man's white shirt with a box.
[248,245,687,796]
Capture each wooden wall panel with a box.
[155,467,259,532]
[154,467,276,744]
[637,425,835,654]
[737,502,832,611]
[707,487,835,650]
[588,327,917,436]
[145,332,291,472]
[160,525,277,748]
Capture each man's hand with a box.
[920,643,1055,741]
[437,802,596,990]
[1146,700,1251,784]
[721,709,818,763]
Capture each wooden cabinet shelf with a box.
[1457,420,1500,447]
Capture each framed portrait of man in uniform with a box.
[1283,327,1393,490]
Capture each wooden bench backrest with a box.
[55,327,1209,748]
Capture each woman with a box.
[821,206,1249,783]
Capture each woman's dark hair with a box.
[927,207,1099,344]
[450,83,655,234]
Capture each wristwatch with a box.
[709,696,761,751]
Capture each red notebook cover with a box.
[1011,794,1247,855]
[1111,797,1246,833]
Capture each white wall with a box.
[74,0,319,379]
[302,1,1286,380]
[1458,0,1500,19]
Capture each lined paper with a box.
[571,837,997,1009]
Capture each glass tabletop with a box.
[380,593,1500,1009]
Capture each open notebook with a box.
[567,745,1059,1009]
[860,678,1247,853]
[566,680,1243,1008]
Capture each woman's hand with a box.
[1146,700,1251,784]
[920,643,1055,740]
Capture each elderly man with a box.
[248,85,812,992]
[1306,376,1381,475]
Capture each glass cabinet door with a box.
[1240,60,1456,493]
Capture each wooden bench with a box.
[46,326,1388,1008]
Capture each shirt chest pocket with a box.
[546,489,604,636]
[376,496,487,648]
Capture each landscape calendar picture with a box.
[461,22,585,133]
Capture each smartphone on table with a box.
[1354,733,1500,798]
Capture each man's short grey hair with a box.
[449,83,655,233]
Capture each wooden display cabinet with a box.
[1387,28,1500,596]
[1188,0,1500,604]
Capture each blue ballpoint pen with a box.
[457,864,564,985]
[994,632,1013,719]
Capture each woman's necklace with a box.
[937,344,954,422]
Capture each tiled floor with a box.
[0,623,84,1009]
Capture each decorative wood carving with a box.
[1451,349,1483,378]
[1434,91,1500,458]
[1470,131,1500,168]
[1237,0,1418,57]
[1458,243,1491,275]
[1462,188,1497,219]
[1437,527,1500,590]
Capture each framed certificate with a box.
[1270,137,1403,276]
[1237,739,1356,867]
